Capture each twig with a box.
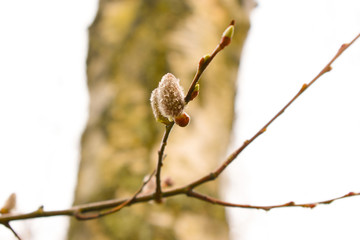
[154,123,174,203]
[75,170,156,220]
[154,20,235,203]
[4,222,21,240]
[1,186,359,224]
[184,20,235,103]
[184,32,360,190]
[187,191,360,211]
[0,173,157,225]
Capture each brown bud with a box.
[174,112,190,127]
[162,177,174,188]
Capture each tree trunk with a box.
[68,0,250,239]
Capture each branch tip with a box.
[222,25,234,39]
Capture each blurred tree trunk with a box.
[68,0,250,239]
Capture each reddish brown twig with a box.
[184,20,235,103]
[4,222,21,240]
[1,188,359,225]
[75,170,156,220]
[187,190,360,211]
[185,33,360,190]
[154,20,235,203]
[154,123,174,203]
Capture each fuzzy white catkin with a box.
[150,88,162,119]
[150,73,186,122]
[157,73,185,118]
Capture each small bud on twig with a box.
[163,177,174,188]
[222,24,234,39]
[189,83,200,101]
[174,112,190,127]
[199,54,211,67]
[220,21,235,48]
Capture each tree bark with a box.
[68,0,250,239]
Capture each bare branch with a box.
[184,20,235,103]
[154,123,174,203]
[0,25,359,238]
[75,170,156,220]
[154,20,236,203]
[188,191,360,211]
[4,222,21,240]
[185,32,360,190]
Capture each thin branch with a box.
[4,222,21,240]
[75,170,156,220]
[187,190,360,211]
[154,123,174,203]
[184,20,235,103]
[185,32,360,190]
[154,20,235,203]
[0,174,158,224]
[1,185,359,224]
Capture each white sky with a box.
[0,1,97,239]
[227,0,360,240]
[0,1,359,240]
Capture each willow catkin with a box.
[150,73,186,121]
[157,73,185,119]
